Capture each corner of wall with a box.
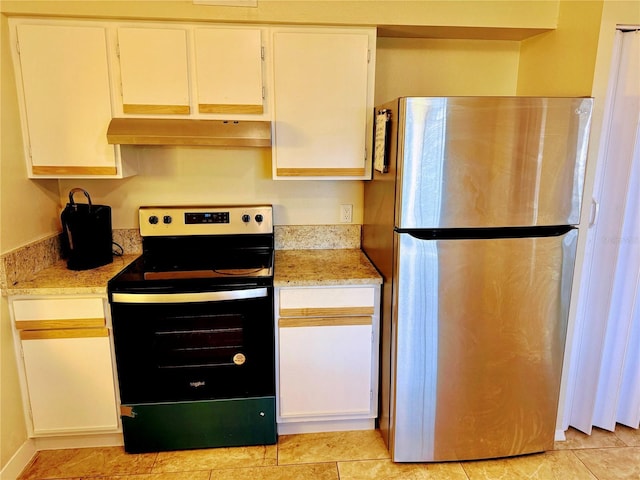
[516,0,604,96]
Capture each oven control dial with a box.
[242,214,251,223]
[148,215,159,225]
[163,215,172,224]
[255,214,264,223]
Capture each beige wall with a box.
[0,15,59,254]
[517,0,604,96]
[0,0,560,30]
[58,149,365,229]
[375,37,520,104]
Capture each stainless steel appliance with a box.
[362,97,593,462]
[108,205,276,453]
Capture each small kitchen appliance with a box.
[363,97,593,462]
[108,205,276,453]
[61,188,113,271]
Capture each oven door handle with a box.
[111,288,268,304]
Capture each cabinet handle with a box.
[32,166,117,176]
[20,328,109,340]
[198,103,264,114]
[276,167,366,177]
[280,306,374,317]
[279,316,372,328]
[590,198,600,226]
[15,318,105,330]
[112,288,267,304]
[123,104,190,115]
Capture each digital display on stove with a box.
[184,212,229,224]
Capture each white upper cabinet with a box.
[10,18,376,179]
[117,27,191,115]
[114,25,266,119]
[271,27,376,180]
[194,28,264,115]
[12,21,136,178]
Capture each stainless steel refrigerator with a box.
[362,97,593,462]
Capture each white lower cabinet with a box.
[10,296,120,437]
[276,286,380,434]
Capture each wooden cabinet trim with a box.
[123,104,191,115]
[276,168,366,177]
[279,316,372,328]
[32,166,118,176]
[279,306,374,317]
[15,318,105,330]
[198,103,264,114]
[20,327,109,340]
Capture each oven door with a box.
[110,287,274,405]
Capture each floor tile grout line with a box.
[459,461,474,480]
[568,449,602,480]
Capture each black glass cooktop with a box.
[108,234,274,294]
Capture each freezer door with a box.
[390,229,577,462]
[396,97,592,228]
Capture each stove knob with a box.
[148,215,159,225]
[255,214,264,223]
[242,214,251,223]
[163,215,172,224]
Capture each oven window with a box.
[111,293,274,404]
[154,314,245,369]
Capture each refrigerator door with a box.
[390,229,577,462]
[395,97,592,229]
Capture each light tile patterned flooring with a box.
[18,425,640,480]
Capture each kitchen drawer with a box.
[12,297,106,330]
[279,287,375,317]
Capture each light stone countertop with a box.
[5,249,382,296]
[5,255,139,296]
[274,249,382,287]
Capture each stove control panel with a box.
[139,205,273,236]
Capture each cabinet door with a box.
[195,28,264,115]
[15,23,118,176]
[272,29,373,179]
[117,27,190,114]
[20,330,119,435]
[279,319,373,418]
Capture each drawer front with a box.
[279,287,375,317]
[12,297,105,329]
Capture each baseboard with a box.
[277,418,375,435]
[555,428,567,441]
[0,438,36,480]
[34,433,123,450]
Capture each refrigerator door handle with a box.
[590,198,600,226]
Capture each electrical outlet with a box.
[340,204,353,223]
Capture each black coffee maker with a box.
[61,188,113,270]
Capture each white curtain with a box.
[566,29,640,434]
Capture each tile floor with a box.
[18,425,640,480]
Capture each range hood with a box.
[107,118,271,147]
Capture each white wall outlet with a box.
[339,204,353,223]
